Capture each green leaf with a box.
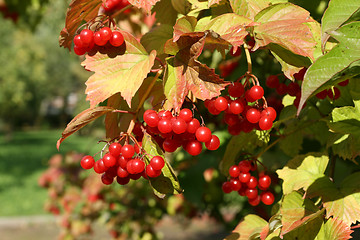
[298,22,360,111]
[276,153,329,195]
[173,16,198,41]
[314,217,353,240]
[219,131,268,175]
[328,133,360,160]
[321,0,360,41]
[224,214,268,240]
[152,0,178,25]
[282,214,323,240]
[328,100,360,135]
[142,132,183,198]
[278,131,303,157]
[280,191,324,235]
[171,0,192,15]
[141,24,174,55]
[307,172,360,225]
[59,0,102,50]
[229,0,271,20]
[82,30,156,108]
[253,3,316,58]
[57,106,115,149]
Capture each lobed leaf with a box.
[141,24,174,55]
[229,0,272,20]
[298,22,360,112]
[173,16,198,42]
[253,3,316,59]
[59,0,102,50]
[152,0,178,25]
[224,214,268,240]
[127,0,161,13]
[314,217,353,240]
[328,100,360,136]
[276,153,329,195]
[142,132,183,198]
[82,30,156,107]
[57,106,115,150]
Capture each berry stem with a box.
[243,43,253,74]
[111,5,133,18]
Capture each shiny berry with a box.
[205,135,220,150]
[195,126,212,142]
[80,155,95,169]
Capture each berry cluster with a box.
[315,79,349,100]
[80,142,166,185]
[73,27,125,55]
[222,160,274,206]
[143,109,220,156]
[205,81,277,135]
[102,0,131,13]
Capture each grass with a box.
[0,129,103,216]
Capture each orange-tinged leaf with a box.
[173,16,198,42]
[224,214,268,240]
[229,0,272,20]
[128,0,160,13]
[208,0,222,7]
[315,217,353,240]
[82,30,156,107]
[253,3,316,59]
[59,0,102,50]
[57,106,115,150]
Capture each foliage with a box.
[22,0,360,238]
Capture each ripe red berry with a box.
[144,111,159,127]
[224,113,239,126]
[245,90,256,102]
[187,118,200,133]
[101,173,114,185]
[266,75,280,89]
[327,87,341,100]
[103,153,117,168]
[73,34,84,48]
[121,144,135,158]
[150,156,165,170]
[131,158,145,174]
[287,82,301,96]
[118,155,128,169]
[238,160,251,173]
[248,85,264,100]
[116,176,130,185]
[117,166,129,178]
[228,123,242,136]
[230,178,242,191]
[109,142,122,157]
[94,159,108,174]
[261,107,277,121]
[222,181,232,193]
[207,99,222,115]
[229,165,240,178]
[172,118,187,134]
[110,31,124,47]
[179,108,193,122]
[261,191,275,205]
[163,138,180,152]
[247,176,258,189]
[145,164,162,178]
[214,97,228,112]
[205,135,220,150]
[99,27,112,42]
[239,172,251,183]
[338,79,349,87]
[195,127,212,142]
[184,140,202,156]
[276,83,288,96]
[245,188,258,199]
[79,29,94,46]
[230,98,245,114]
[258,175,271,189]
[259,116,273,130]
[94,31,108,46]
[316,89,328,99]
[158,119,173,133]
[248,195,261,206]
[228,82,244,98]
[80,155,95,169]
[246,108,261,123]
[74,46,87,55]
[158,110,172,119]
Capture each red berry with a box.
[214,97,228,112]
[94,159,108,174]
[205,135,220,151]
[316,89,328,99]
[245,90,256,102]
[179,108,193,122]
[185,140,202,156]
[150,156,165,170]
[230,178,242,191]
[287,82,300,96]
[145,164,162,178]
[327,87,341,100]
[248,195,261,206]
[247,176,258,189]
[261,107,277,121]
[116,176,130,185]
[338,79,349,87]
[121,144,135,158]
[117,166,129,178]
[246,108,261,123]
[230,98,245,114]
[118,155,129,169]
[109,142,122,157]
[238,160,251,173]
[73,34,84,48]
[228,123,242,136]
[131,158,145,174]
[80,155,95,169]
[248,85,264,100]
[276,83,288,96]
[144,111,159,127]
[103,153,117,168]
[222,181,232,193]
[207,99,222,115]
[224,113,239,126]
[99,27,112,42]
[245,188,258,199]
[172,118,187,134]
[187,118,200,133]
[74,46,87,55]
[158,110,172,119]
[293,68,307,81]
[228,82,244,98]
[94,31,108,46]
[259,116,273,130]
[195,127,212,142]
[261,191,275,205]
[229,165,240,178]
[258,175,271,189]
[110,31,124,47]
[158,119,173,133]
[79,29,94,46]
[163,138,180,152]
[101,173,114,185]
[266,75,280,89]
[239,172,251,183]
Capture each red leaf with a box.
[57,106,115,150]
[127,0,160,13]
[59,0,102,50]
[82,29,156,107]
[253,3,316,59]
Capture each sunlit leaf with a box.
[127,0,160,13]
[314,217,353,240]
[57,106,114,150]
[82,30,156,107]
[224,214,268,240]
[59,0,102,50]
[229,0,272,20]
[152,0,178,25]
[141,24,174,55]
[253,3,316,59]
